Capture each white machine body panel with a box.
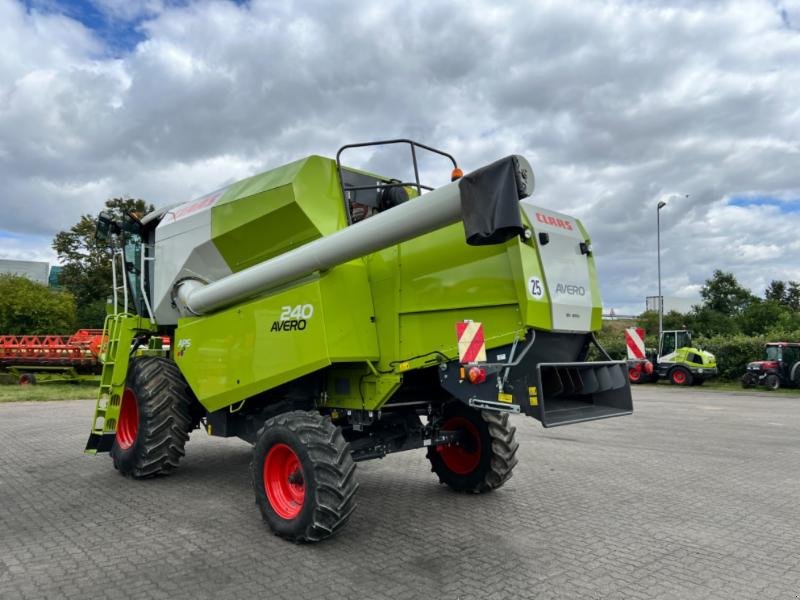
[152,189,233,324]
[522,203,593,332]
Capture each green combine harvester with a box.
[86,139,632,542]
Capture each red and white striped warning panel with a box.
[456,321,487,364]
[625,327,646,360]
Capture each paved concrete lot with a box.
[1,387,798,599]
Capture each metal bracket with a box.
[468,398,521,413]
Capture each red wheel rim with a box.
[437,417,481,475]
[672,370,686,384]
[264,443,306,520]
[628,368,641,382]
[117,388,139,450]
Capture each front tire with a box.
[670,366,693,386]
[427,402,519,493]
[741,373,756,389]
[766,373,780,390]
[252,411,358,542]
[110,357,195,478]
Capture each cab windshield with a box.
[122,227,147,316]
[676,330,692,349]
[764,346,782,361]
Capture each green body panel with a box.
[175,279,331,412]
[211,157,344,272]
[175,259,381,412]
[670,347,717,369]
[508,240,553,330]
[323,365,403,411]
[575,220,603,331]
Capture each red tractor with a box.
[741,342,800,390]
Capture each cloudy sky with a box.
[1,0,798,314]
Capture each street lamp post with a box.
[657,200,666,339]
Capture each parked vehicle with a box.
[0,329,104,384]
[626,327,717,386]
[85,139,633,542]
[741,342,800,390]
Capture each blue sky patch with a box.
[728,196,800,213]
[23,0,148,54]
[22,1,250,55]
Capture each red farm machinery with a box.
[0,329,106,384]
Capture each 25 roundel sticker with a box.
[528,277,544,299]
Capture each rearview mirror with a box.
[95,211,120,244]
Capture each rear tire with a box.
[670,366,693,386]
[766,374,780,390]
[790,362,800,387]
[427,402,519,493]
[18,373,37,386]
[111,357,195,478]
[252,410,358,542]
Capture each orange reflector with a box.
[451,167,463,181]
[468,366,486,385]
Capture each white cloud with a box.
[0,0,798,312]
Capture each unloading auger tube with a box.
[174,155,534,316]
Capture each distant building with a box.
[645,295,699,314]
[0,259,49,285]
[48,265,63,288]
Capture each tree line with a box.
[638,270,800,339]
[0,198,151,334]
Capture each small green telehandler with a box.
[626,327,717,385]
[85,139,632,541]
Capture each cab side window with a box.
[661,333,676,356]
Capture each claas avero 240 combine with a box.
[85,140,632,542]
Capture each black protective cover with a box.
[458,155,524,245]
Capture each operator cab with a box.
[336,139,460,224]
[659,329,692,358]
[765,343,800,363]
[95,210,155,318]
[765,344,782,361]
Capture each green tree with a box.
[0,274,76,334]
[738,299,789,336]
[784,281,800,310]
[699,270,754,316]
[683,306,739,337]
[762,279,800,310]
[765,280,787,303]
[52,198,152,328]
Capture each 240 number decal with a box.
[279,304,314,320]
[272,304,315,332]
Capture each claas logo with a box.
[535,212,573,231]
